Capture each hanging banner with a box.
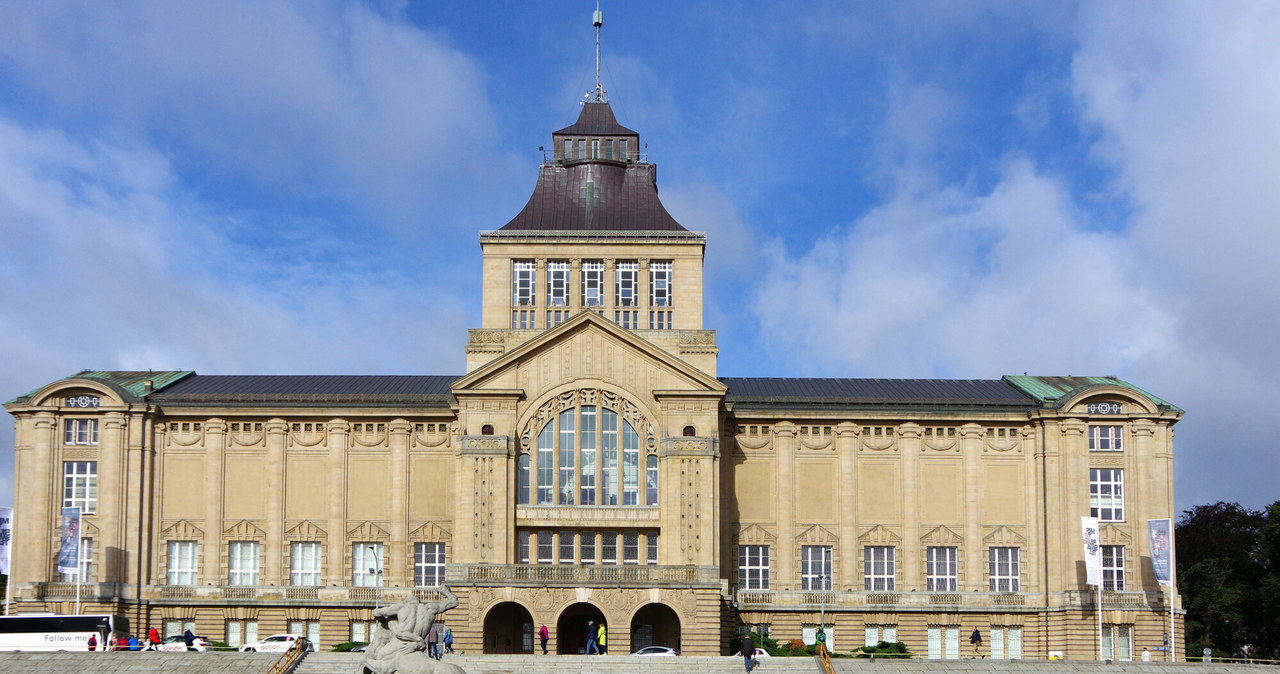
[0,506,12,575]
[1149,519,1173,587]
[57,507,81,575]
[1081,516,1101,586]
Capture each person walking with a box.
[597,622,607,655]
[148,627,160,645]
[183,629,196,651]
[585,621,598,655]
[443,627,454,654]
[427,623,440,660]
[741,633,755,672]
[87,633,97,651]
[969,626,983,657]
[538,624,549,654]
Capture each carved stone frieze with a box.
[520,388,654,451]
[469,330,508,345]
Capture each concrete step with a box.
[294,651,821,674]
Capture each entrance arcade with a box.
[557,602,606,654]
[630,603,681,653]
[483,602,534,654]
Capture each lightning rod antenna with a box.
[591,2,607,102]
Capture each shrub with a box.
[332,641,368,652]
[856,640,911,659]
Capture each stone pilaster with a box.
[836,423,859,588]
[456,435,513,563]
[388,420,412,587]
[264,419,288,585]
[898,422,921,590]
[960,423,984,591]
[327,419,350,587]
[97,411,126,582]
[203,419,227,584]
[774,423,797,588]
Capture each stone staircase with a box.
[293,651,821,674]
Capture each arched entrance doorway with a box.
[631,603,681,653]
[556,602,605,654]
[483,601,534,654]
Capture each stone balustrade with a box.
[733,588,1166,611]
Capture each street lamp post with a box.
[367,545,383,611]
[820,572,828,650]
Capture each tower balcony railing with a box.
[136,584,459,605]
[733,588,1169,611]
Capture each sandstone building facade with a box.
[4,95,1183,660]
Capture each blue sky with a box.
[1,1,1277,514]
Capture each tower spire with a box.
[590,1,607,103]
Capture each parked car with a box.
[156,634,211,652]
[239,633,314,653]
[732,647,771,658]
[632,646,679,656]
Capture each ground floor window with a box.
[927,626,960,659]
[164,619,195,638]
[802,625,834,650]
[351,620,374,643]
[990,626,1022,660]
[289,620,321,650]
[1101,624,1132,661]
[865,625,897,647]
[226,620,258,648]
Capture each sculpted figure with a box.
[358,586,465,674]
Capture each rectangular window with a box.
[738,544,770,590]
[926,546,958,592]
[580,531,595,565]
[289,621,321,650]
[290,541,321,586]
[1102,545,1125,591]
[927,626,960,659]
[511,309,535,329]
[582,261,604,307]
[622,532,640,565]
[863,546,895,591]
[61,538,93,582]
[590,139,600,158]
[517,531,530,564]
[558,410,575,505]
[350,620,373,644]
[991,626,1022,660]
[1089,425,1124,451]
[558,531,575,564]
[648,310,672,329]
[62,461,98,513]
[988,547,1021,592]
[802,625,835,648]
[512,260,535,306]
[1101,625,1132,661]
[63,419,99,445]
[601,411,618,506]
[865,625,897,647]
[547,260,569,307]
[579,406,597,505]
[226,620,258,648]
[646,532,658,565]
[645,454,659,506]
[518,454,530,505]
[615,261,638,306]
[604,139,614,160]
[352,543,383,587]
[546,309,569,327]
[414,542,446,587]
[600,532,618,565]
[537,531,553,564]
[614,309,638,329]
[801,545,833,590]
[167,540,198,585]
[1091,468,1125,521]
[621,423,640,505]
[537,422,554,505]
[227,541,259,585]
[648,261,672,307]
[164,619,195,638]
[577,139,586,159]
[620,139,629,161]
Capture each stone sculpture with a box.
[358,586,464,674]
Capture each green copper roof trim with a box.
[6,370,194,405]
[1002,375,1182,413]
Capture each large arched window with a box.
[517,405,653,507]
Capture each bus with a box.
[0,614,128,651]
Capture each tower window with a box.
[513,260,535,306]
[547,260,569,307]
[582,261,604,307]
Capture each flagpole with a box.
[74,510,82,616]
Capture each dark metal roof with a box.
[720,377,1037,410]
[149,375,459,408]
[553,102,637,137]
[499,162,687,232]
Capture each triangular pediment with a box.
[983,525,1026,546]
[409,522,452,542]
[346,521,389,541]
[921,525,963,546]
[797,524,838,545]
[858,525,901,545]
[286,520,327,541]
[452,311,726,396]
[737,524,776,545]
[224,519,266,539]
[162,519,205,540]
[1099,523,1132,545]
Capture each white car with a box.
[156,634,211,652]
[733,647,771,658]
[239,633,314,653]
[632,646,679,656]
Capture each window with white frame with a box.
[1091,468,1125,521]
[1102,545,1125,591]
[290,541,321,586]
[228,541,260,586]
[546,260,569,308]
[645,454,659,506]
[802,625,834,648]
[517,453,531,504]
[64,419,99,445]
[1089,425,1123,451]
[352,543,383,587]
[865,625,897,647]
[991,627,1022,660]
[801,545,833,590]
[582,261,604,307]
[164,619,195,638]
[62,461,98,513]
[648,261,672,307]
[226,620,258,648]
[167,540,198,585]
[739,544,770,590]
[512,260,535,306]
[863,546,895,591]
[289,620,321,650]
[926,546,958,592]
[527,405,645,508]
[615,261,638,306]
[350,620,374,644]
[414,542,446,587]
[60,538,93,582]
[517,531,530,564]
[646,532,658,565]
[927,626,960,659]
[988,547,1021,592]
[1101,624,1132,661]
[619,139,629,161]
